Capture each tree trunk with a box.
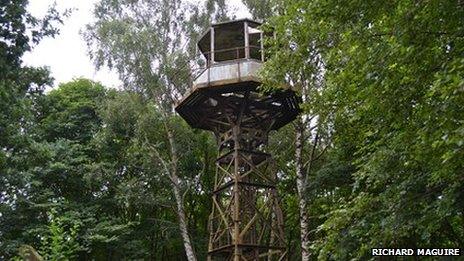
[172,175,197,261]
[295,117,311,261]
[166,125,197,261]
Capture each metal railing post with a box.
[237,47,241,80]
[244,22,250,59]
[210,27,215,64]
[260,32,264,62]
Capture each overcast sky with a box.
[24,0,249,89]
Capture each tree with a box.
[1,78,108,258]
[0,1,67,258]
[263,0,464,259]
[3,73,217,259]
[39,209,81,260]
[255,3,330,259]
[84,0,229,259]
[241,0,275,21]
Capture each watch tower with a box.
[175,19,299,260]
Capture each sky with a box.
[24,0,250,90]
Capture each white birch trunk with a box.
[166,124,197,261]
[171,173,197,261]
[295,117,311,261]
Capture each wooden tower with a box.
[175,19,299,260]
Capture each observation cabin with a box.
[195,19,264,87]
[176,18,300,133]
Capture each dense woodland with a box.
[1,0,463,260]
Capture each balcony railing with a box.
[190,46,263,84]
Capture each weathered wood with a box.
[175,19,299,261]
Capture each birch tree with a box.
[84,0,229,259]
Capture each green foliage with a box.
[4,0,463,260]
[241,0,275,20]
[83,0,230,105]
[38,78,106,142]
[264,0,464,259]
[93,89,216,259]
[39,209,81,260]
[0,1,68,259]
[83,0,229,259]
[1,73,217,259]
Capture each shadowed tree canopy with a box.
[261,0,464,259]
